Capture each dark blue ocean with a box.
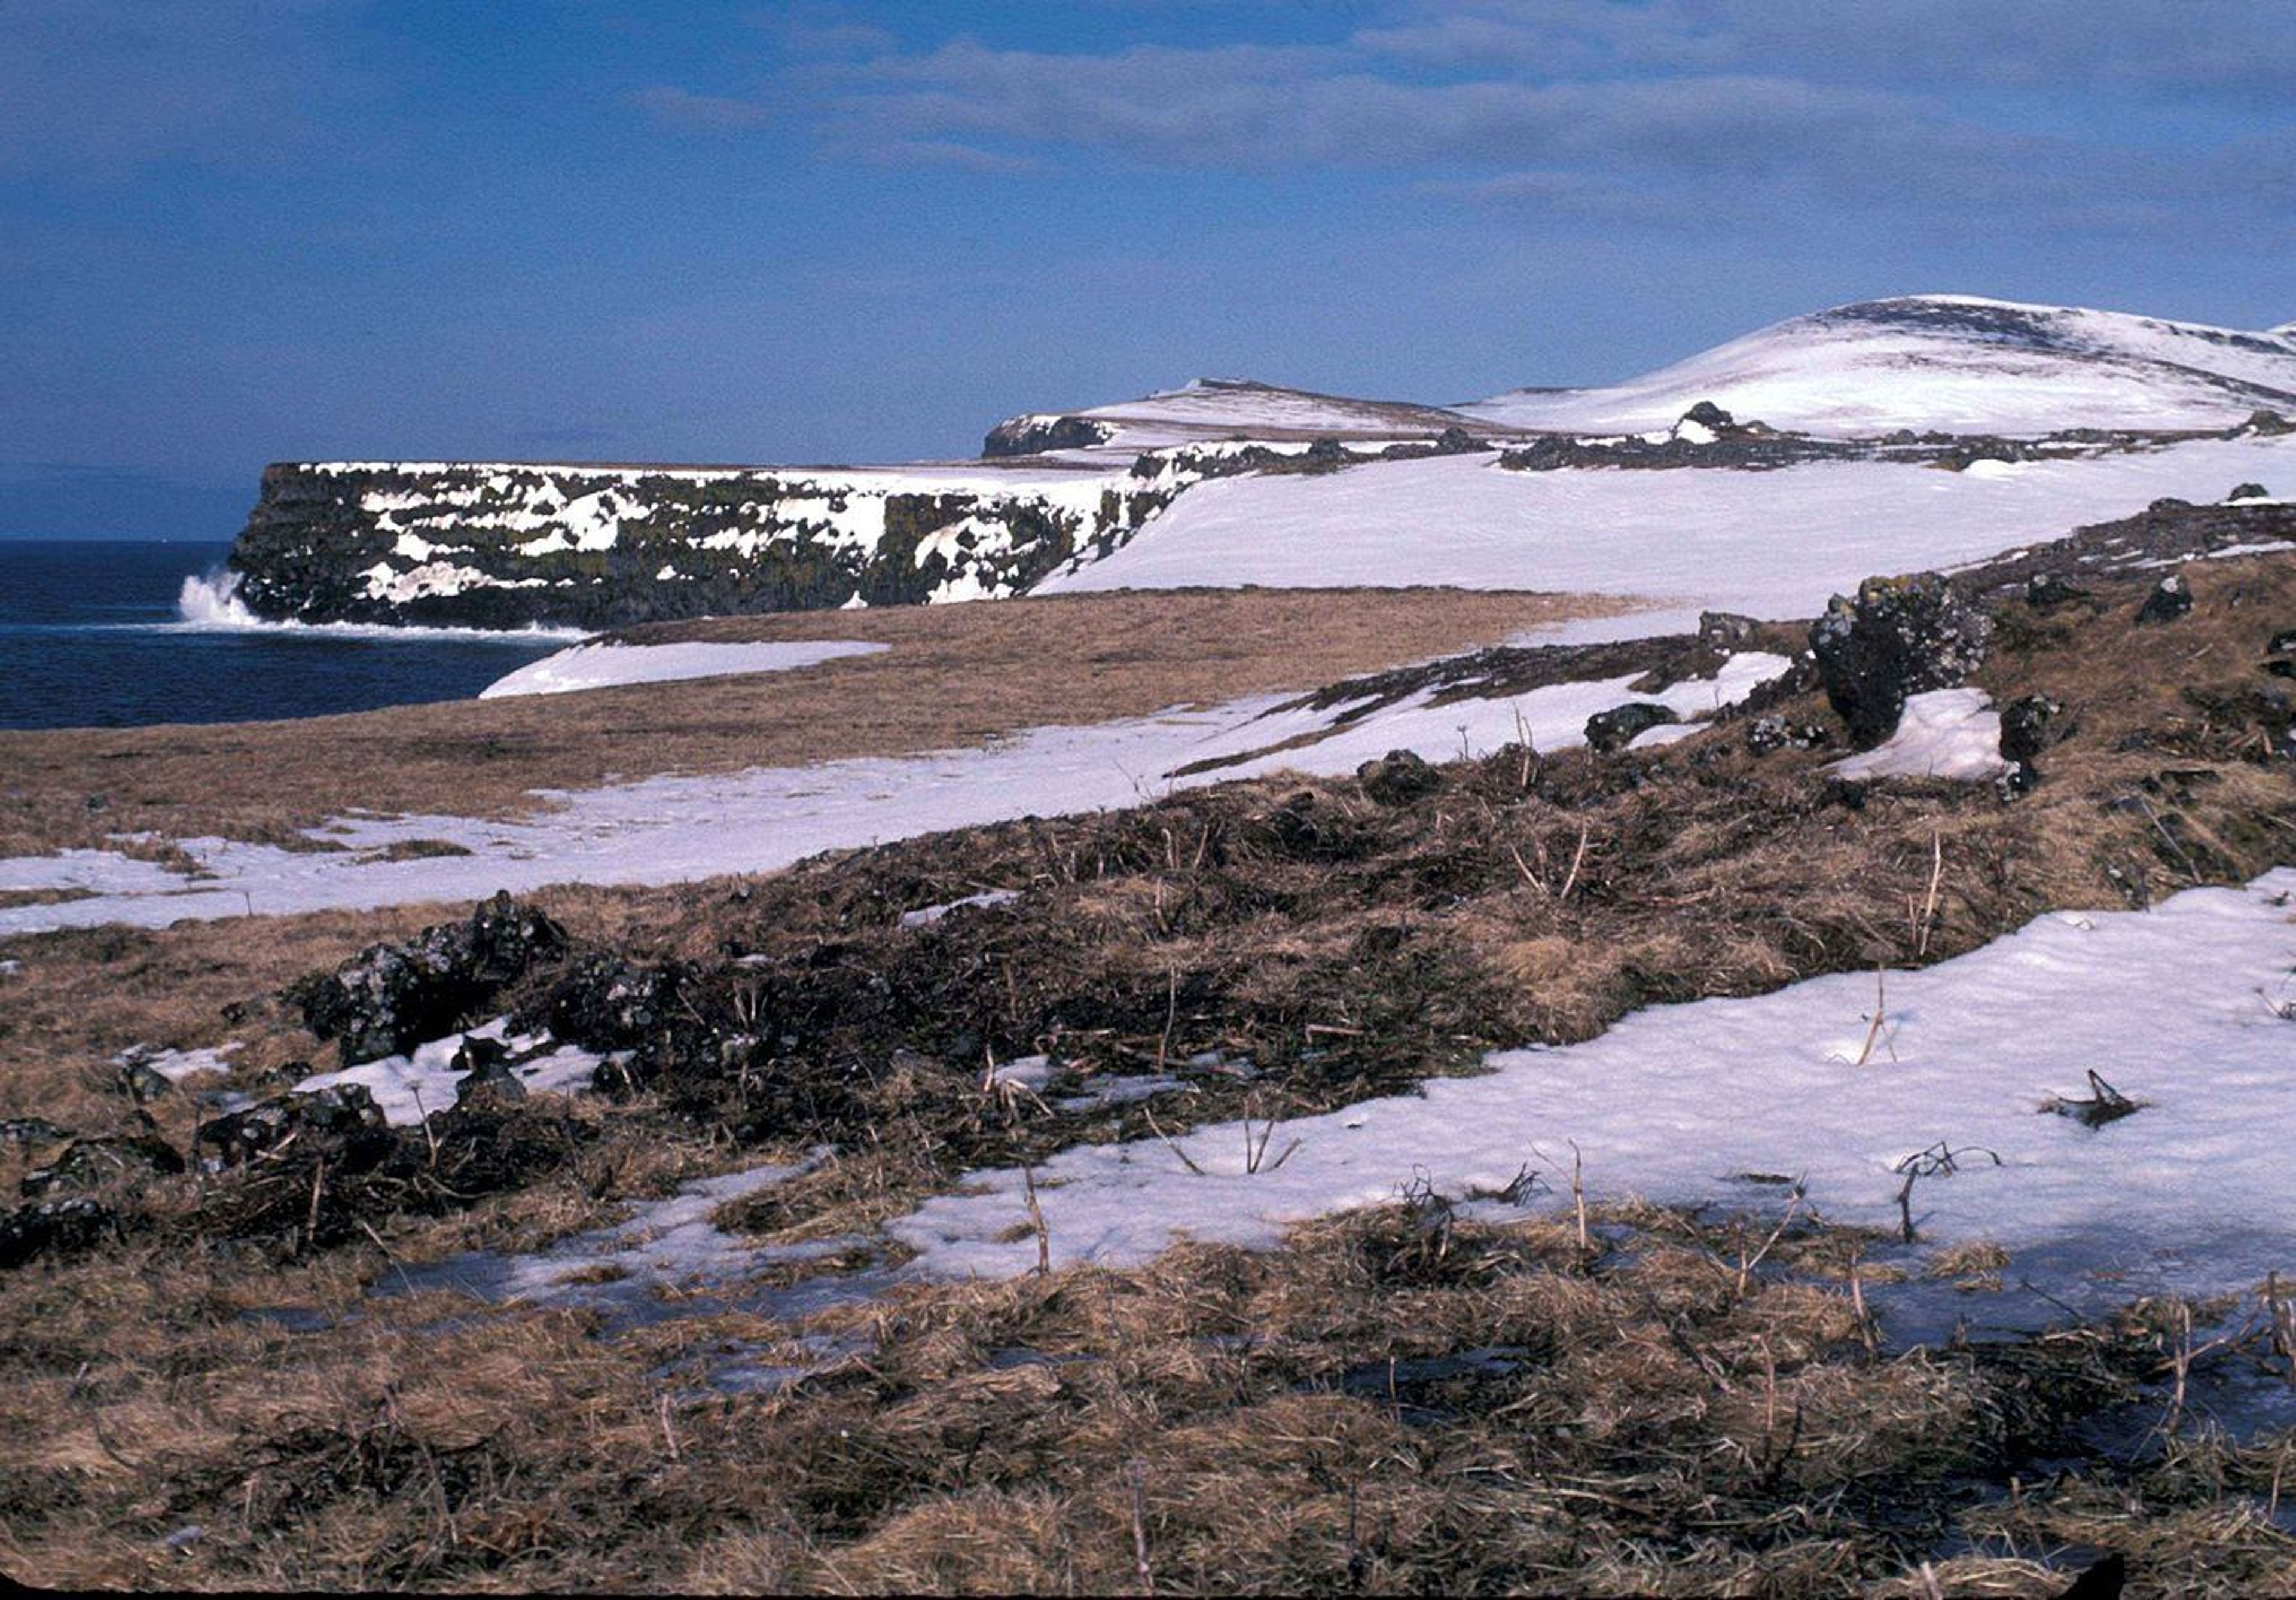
[0,541,569,731]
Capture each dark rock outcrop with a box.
[2228,482,2269,501]
[1355,750,1443,806]
[2135,573,2193,625]
[297,893,566,1067]
[2025,572,2090,609]
[1,1197,117,1270]
[196,1084,396,1171]
[1585,703,1678,754]
[1998,694,2069,764]
[20,1133,184,1198]
[1809,575,1993,747]
[981,414,1115,457]
[225,460,1172,629]
[451,1036,528,1109]
[533,955,685,1054]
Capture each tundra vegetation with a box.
[5,543,2296,1593]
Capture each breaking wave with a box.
[173,570,587,643]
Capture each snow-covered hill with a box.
[1035,433,2296,616]
[984,377,1489,456]
[990,296,2296,453]
[1461,295,2296,437]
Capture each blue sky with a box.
[2,0,2291,536]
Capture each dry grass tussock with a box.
[4,1202,2291,1594]
[0,586,1625,858]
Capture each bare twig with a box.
[1558,825,1590,902]
[1916,830,1944,957]
[1142,1106,1207,1177]
[1019,1159,1051,1277]
[1570,1140,1590,1260]
[1129,1463,1155,1595]
[410,1085,439,1168]
[1733,1184,1806,1301]
[1892,1142,2001,1243]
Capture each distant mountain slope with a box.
[988,297,2296,453]
[983,377,1491,456]
[1461,296,2296,436]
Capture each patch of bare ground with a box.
[3,1201,2290,1593]
[0,587,1630,859]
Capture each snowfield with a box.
[890,869,2296,1319]
[1037,434,2296,611]
[478,639,887,698]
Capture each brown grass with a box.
[0,587,1631,859]
[11,556,2296,1268]
[6,558,2296,1592]
[2,1201,2288,1595]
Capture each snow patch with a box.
[1831,689,2006,782]
[289,1018,607,1126]
[478,639,887,699]
[887,871,2296,1321]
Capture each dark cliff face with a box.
[224,462,1166,630]
[980,415,1115,458]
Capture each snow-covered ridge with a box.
[985,377,1491,456]
[1467,295,2296,437]
[994,296,2296,452]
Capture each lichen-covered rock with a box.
[1996,760,2041,801]
[535,955,685,1053]
[1,1197,117,1269]
[297,892,566,1066]
[2135,573,2193,625]
[20,1133,184,1198]
[2228,481,2270,502]
[1998,694,2069,764]
[1585,703,1678,754]
[451,1034,527,1109]
[1745,716,1828,755]
[2025,572,2090,609]
[196,1084,396,1171]
[1355,749,1442,806]
[1809,575,1994,747]
[1698,612,1760,651]
[0,1117,75,1153]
